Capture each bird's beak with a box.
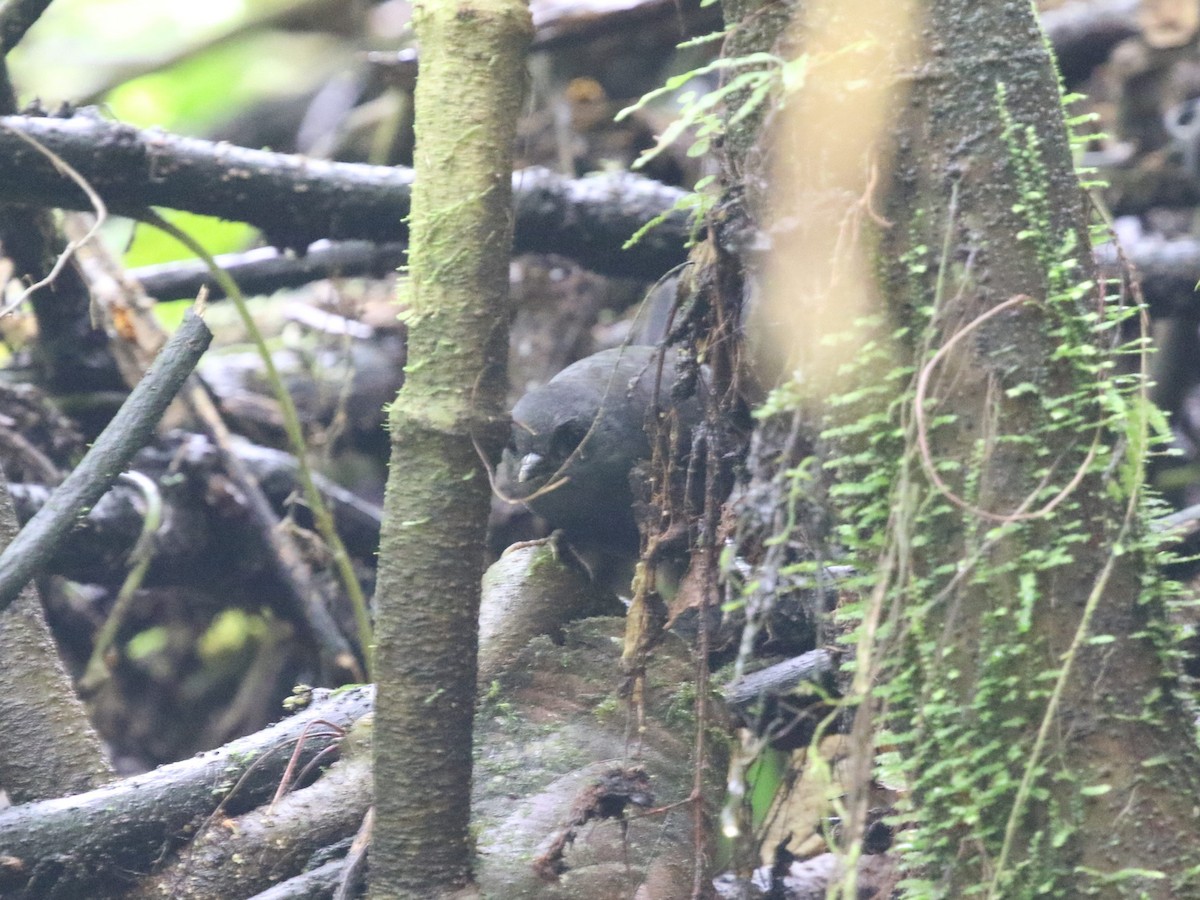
[518,452,543,483]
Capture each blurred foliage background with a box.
[9,0,406,267]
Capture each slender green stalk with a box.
[143,211,374,679]
[79,470,161,693]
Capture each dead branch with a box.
[0,114,690,279]
[0,685,373,900]
[126,755,372,900]
[0,310,211,612]
[131,240,405,301]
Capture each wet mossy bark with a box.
[721,0,1200,893]
[856,1,1200,894]
[473,618,724,899]
[370,1,532,897]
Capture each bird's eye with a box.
[549,421,588,459]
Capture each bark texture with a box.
[370,0,532,896]
[820,0,1200,894]
[0,475,112,803]
[472,619,723,899]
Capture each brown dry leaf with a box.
[758,735,847,862]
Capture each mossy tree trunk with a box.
[370,1,531,897]
[784,1,1200,895]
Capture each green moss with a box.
[749,77,1182,896]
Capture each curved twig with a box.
[914,294,1100,523]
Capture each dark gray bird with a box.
[499,345,700,553]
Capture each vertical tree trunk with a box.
[0,475,112,802]
[778,0,1200,894]
[370,1,531,897]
